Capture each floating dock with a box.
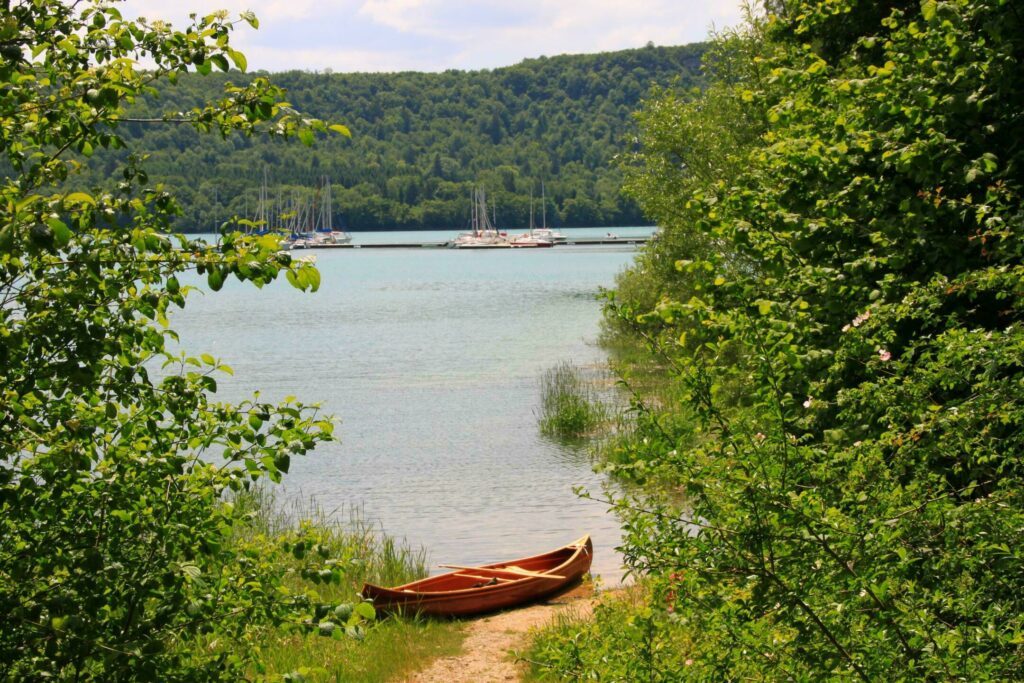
[290,236,651,250]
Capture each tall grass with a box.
[537,361,612,439]
[233,487,465,682]
[234,487,429,589]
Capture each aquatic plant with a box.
[537,362,611,439]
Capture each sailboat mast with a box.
[541,182,547,229]
[529,189,535,234]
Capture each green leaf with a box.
[227,48,247,72]
[354,602,376,621]
[305,267,321,292]
[328,123,351,137]
[47,219,72,248]
[210,54,229,72]
[0,224,15,253]
[65,192,96,206]
[921,0,937,21]
[297,128,314,147]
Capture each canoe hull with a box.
[362,536,593,617]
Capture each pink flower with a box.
[685,659,694,666]
[851,309,871,328]
[878,348,891,361]
[755,432,766,441]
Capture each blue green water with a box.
[171,228,652,581]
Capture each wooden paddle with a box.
[439,564,566,580]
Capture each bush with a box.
[0,2,345,679]
[566,0,1024,679]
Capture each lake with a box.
[171,227,653,582]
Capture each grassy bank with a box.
[236,489,465,682]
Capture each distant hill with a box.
[96,43,707,231]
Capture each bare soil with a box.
[402,584,595,683]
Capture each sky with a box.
[122,0,745,73]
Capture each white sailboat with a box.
[282,177,352,249]
[450,187,512,248]
[527,182,567,244]
[509,189,554,248]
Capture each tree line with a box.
[77,44,706,232]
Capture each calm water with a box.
[171,228,653,582]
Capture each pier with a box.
[290,236,652,250]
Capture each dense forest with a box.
[83,44,705,231]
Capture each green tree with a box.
[587,0,1024,679]
[41,43,708,230]
[0,2,349,679]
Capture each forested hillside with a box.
[85,44,705,231]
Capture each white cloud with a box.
[356,0,428,32]
[125,0,329,23]
[117,0,745,72]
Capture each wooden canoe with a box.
[361,535,593,617]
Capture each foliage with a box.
[537,362,611,439]
[525,586,696,682]
[0,2,353,679]
[46,44,707,231]
[232,489,465,683]
[553,0,1024,679]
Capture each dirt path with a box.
[403,585,595,683]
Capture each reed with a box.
[537,361,612,439]
[233,487,464,681]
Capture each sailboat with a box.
[282,177,352,249]
[450,187,512,248]
[527,183,567,244]
[306,177,352,246]
[509,189,554,248]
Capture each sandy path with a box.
[403,585,595,683]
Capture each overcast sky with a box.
[123,0,744,73]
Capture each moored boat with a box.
[532,182,567,243]
[450,187,513,248]
[361,535,593,617]
[508,232,554,248]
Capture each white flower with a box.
[803,397,813,408]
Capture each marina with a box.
[287,234,651,249]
